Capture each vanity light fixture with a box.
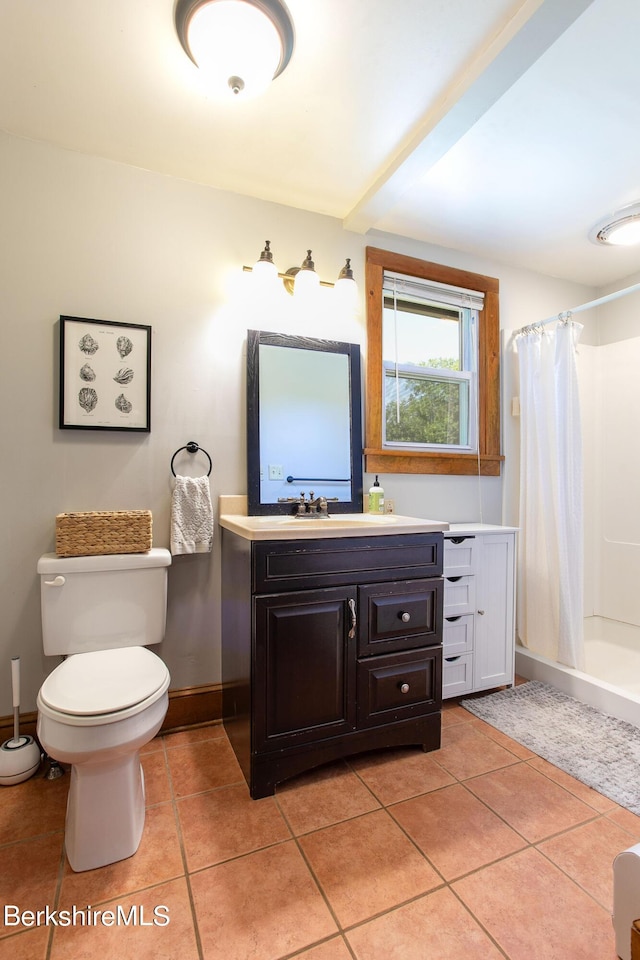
[590,201,640,246]
[289,250,320,298]
[252,240,278,280]
[174,0,295,99]
[334,258,359,310]
[243,243,358,298]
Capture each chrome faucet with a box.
[295,492,329,518]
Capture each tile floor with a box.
[1,687,636,960]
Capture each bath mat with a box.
[461,681,640,815]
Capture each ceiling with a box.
[1,0,639,287]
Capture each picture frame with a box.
[59,315,151,432]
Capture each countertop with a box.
[218,511,450,542]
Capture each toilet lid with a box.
[39,647,169,716]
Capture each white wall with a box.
[0,129,596,715]
[596,270,640,345]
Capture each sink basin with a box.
[218,511,450,541]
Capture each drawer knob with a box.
[399,682,410,694]
[478,609,485,615]
[400,611,411,623]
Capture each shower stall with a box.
[515,294,640,728]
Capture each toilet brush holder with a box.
[0,658,41,786]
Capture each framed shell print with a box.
[59,316,151,432]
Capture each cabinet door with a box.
[254,587,356,752]
[474,534,515,690]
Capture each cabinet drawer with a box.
[357,648,442,727]
[358,579,443,656]
[444,536,478,576]
[443,614,474,656]
[252,534,443,592]
[442,653,473,698]
[443,576,476,616]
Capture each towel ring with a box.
[170,441,212,477]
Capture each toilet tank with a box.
[37,548,172,656]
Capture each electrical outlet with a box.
[268,464,284,480]
[384,499,394,514]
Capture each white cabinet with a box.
[442,525,516,699]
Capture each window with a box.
[382,272,480,452]
[365,247,502,476]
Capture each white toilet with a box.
[36,548,172,872]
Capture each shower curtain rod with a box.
[514,277,640,336]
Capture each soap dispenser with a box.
[368,476,385,514]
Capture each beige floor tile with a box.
[346,886,505,960]
[275,761,380,835]
[166,734,244,797]
[296,937,354,960]
[0,834,63,937]
[466,762,596,842]
[434,722,521,780]
[0,770,68,844]
[0,928,49,958]
[162,723,225,748]
[453,847,617,960]
[141,750,172,806]
[50,877,198,960]
[466,716,537,759]
[606,804,640,838]
[178,781,291,870]
[348,746,455,805]
[527,755,618,812]
[538,816,637,910]
[191,841,337,960]
[440,702,473,726]
[391,782,526,879]
[299,809,441,926]
[59,803,183,908]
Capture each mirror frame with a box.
[247,329,363,515]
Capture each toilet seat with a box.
[38,647,170,726]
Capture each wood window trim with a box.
[365,246,503,477]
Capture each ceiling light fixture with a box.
[243,243,358,298]
[175,0,295,99]
[590,201,640,246]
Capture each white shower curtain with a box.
[516,319,584,669]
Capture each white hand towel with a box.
[170,475,214,556]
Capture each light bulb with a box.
[294,251,319,299]
[603,218,640,246]
[252,240,279,289]
[188,1,282,99]
[334,258,358,312]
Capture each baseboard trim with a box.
[163,683,223,733]
[0,683,223,744]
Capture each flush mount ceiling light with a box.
[590,201,640,246]
[175,0,295,98]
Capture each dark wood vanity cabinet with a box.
[221,531,444,798]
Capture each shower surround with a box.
[517,336,640,727]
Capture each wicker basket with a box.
[55,510,152,558]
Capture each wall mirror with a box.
[247,329,363,515]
